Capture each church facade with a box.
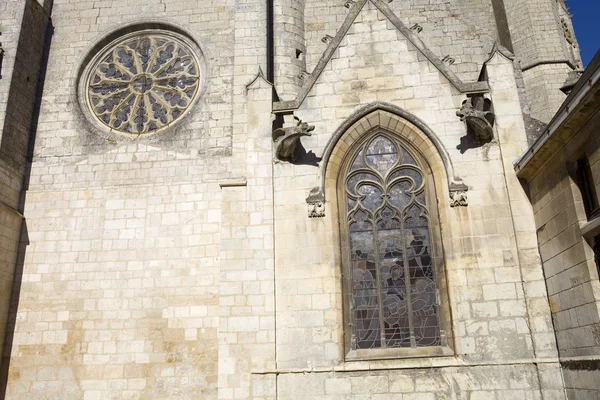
[0,0,594,398]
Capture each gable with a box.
[273,0,488,112]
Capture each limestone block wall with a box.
[274,0,306,101]
[4,151,228,399]
[527,109,600,399]
[268,2,563,397]
[304,0,498,84]
[0,0,589,398]
[557,0,582,69]
[522,63,573,124]
[31,0,235,161]
[1,0,270,398]
[276,364,561,400]
[0,207,22,367]
[0,0,51,370]
[501,0,575,122]
[0,0,51,216]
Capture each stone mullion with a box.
[401,214,416,348]
[371,211,386,348]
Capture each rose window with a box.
[85,32,201,134]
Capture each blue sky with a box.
[568,0,600,66]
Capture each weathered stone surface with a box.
[0,0,587,398]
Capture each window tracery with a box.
[84,32,201,134]
[342,134,442,351]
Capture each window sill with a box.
[345,345,454,362]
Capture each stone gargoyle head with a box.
[456,95,495,142]
[272,119,315,162]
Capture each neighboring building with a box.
[0,0,591,399]
[515,51,600,400]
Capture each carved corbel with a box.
[449,190,468,208]
[449,180,468,208]
[456,95,495,142]
[273,118,315,163]
[344,0,356,8]
[306,187,325,218]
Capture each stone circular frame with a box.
[83,30,202,135]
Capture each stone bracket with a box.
[306,187,326,218]
[449,189,468,208]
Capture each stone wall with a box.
[0,207,22,368]
[0,0,589,398]
[0,0,51,370]
[2,0,253,398]
[274,0,306,100]
[268,2,562,397]
[501,0,574,122]
[31,0,235,161]
[527,109,600,400]
[276,364,561,400]
[304,0,497,85]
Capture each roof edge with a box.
[514,50,600,179]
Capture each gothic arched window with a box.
[339,132,450,358]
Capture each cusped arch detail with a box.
[307,102,467,216]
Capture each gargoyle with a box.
[273,119,315,162]
[456,95,495,142]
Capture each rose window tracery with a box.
[85,32,201,134]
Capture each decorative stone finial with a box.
[456,95,495,142]
[273,118,315,163]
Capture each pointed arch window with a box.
[340,132,452,358]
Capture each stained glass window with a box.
[85,32,201,134]
[344,134,441,350]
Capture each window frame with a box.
[575,156,600,220]
[337,127,454,361]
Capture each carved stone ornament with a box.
[456,95,495,142]
[321,35,333,44]
[306,187,325,218]
[297,71,310,82]
[449,190,468,208]
[442,55,455,66]
[410,24,423,34]
[273,118,315,162]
